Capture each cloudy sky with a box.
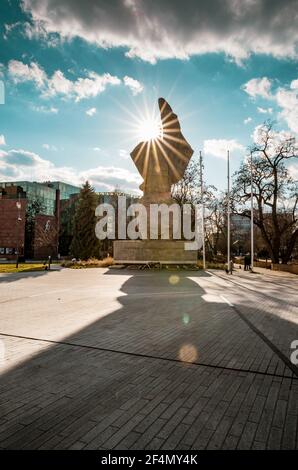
[0,0,298,192]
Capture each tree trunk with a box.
[281,229,298,264]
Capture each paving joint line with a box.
[207,270,298,378]
[208,270,297,307]
[0,331,296,380]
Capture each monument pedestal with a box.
[113,240,197,265]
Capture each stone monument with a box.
[113,98,197,264]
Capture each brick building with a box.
[0,185,27,259]
[0,181,80,260]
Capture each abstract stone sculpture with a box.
[113,98,197,264]
[131,98,193,203]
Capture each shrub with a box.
[62,256,113,269]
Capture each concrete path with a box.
[0,268,297,449]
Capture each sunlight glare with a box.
[137,118,162,142]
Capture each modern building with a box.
[0,181,80,260]
[230,214,251,232]
[230,214,251,255]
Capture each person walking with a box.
[229,259,234,275]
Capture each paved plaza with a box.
[0,267,297,450]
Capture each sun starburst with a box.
[136,117,162,142]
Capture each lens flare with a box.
[169,274,180,285]
[179,344,198,363]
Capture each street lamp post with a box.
[16,197,22,269]
[199,151,206,269]
[227,150,231,272]
[250,152,254,271]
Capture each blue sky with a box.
[0,0,297,192]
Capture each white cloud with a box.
[252,125,295,156]
[244,117,252,124]
[42,143,57,151]
[3,22,22,40]
[86,107,97,116]
[257,106,273,114]
[119,149,130,159]
[32,105,58,113]
[8,59,142,101]
[242,77,272,99]
[23,21,60,47]
[82,166,141,192]
[0,149,51,169]
[290,79,298,90]
[47,70,121,101]
[93,147,101,152]
[21,0,298,64]
[203,139,244,158]
[243,75,298,135]
[44,70,121,102]
[3,20,59,46]
[123,76,144,95]
[0,148,141,193]
[0,135,6,146]
[288,164,298,180]
[46,69,73,96]
[8,60,46,88]
[275,86,298,134]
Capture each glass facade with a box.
[47,182,82,201]
[0,181,80,215]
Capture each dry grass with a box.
[62,257,114,269]
[0,263,45,273]
[61,257,225,270]
[197,261,226,270]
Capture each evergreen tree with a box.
[25,198,45,258]
[70,181,101,259]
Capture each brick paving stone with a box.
[281,414,297,449]
[117,431,141,450]
[206,416,234,449]
[237,421,258,449]
[192,428,214,450]
[252,440,266,449]
[0,269,297,450]
[161,423,189,449]
[249,395,266,423]
[132,418,167,449]
[222,434,240,449]
[267,427,283,450]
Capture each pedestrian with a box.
[229,259,234,275]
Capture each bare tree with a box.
[204,188,227,258]
[172,159,228,258]
[232,121,298,264]
[172,158,200,205]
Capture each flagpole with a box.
[250,151,254,271]
[199,151,206,269]
[227,150,231,272]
